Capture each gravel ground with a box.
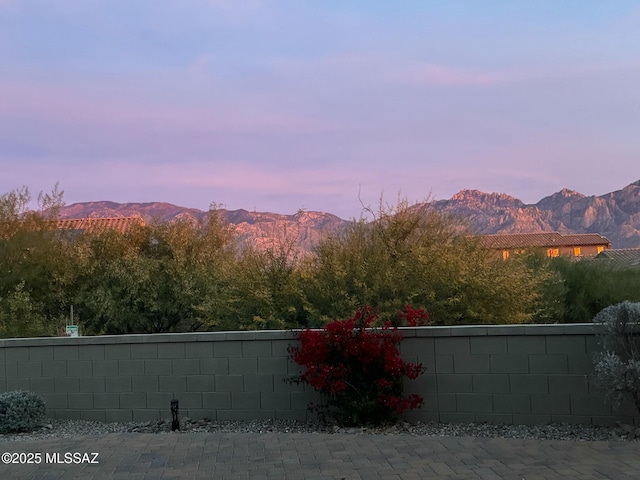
[2,418,639,442]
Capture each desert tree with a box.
[220,214,311,330]
[302,196,543,325]
[73,206,239,334]
[0,184,73,337]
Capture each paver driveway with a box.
[2,432,639,479]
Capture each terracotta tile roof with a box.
[556,234,612,246]
[55,217,144,234]
[595,248,640,267]
[476,232,610,249]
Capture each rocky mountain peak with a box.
[536,188,585,211]
[450,190,524,209]
[558,188,582,197]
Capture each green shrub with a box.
[0,390,47,434]
[592,302,640,413]
[552,258,640,323]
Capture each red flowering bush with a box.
[288,305,426,426]
[398,304,430,326]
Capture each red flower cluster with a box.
[288,305,426,426]
[398,304,431,327]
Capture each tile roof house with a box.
[476,232,611,260]
[595,248,640,268]
[55,217,145,235]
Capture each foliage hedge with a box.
[2,185,640,336]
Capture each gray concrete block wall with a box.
[0,331,309,423]
[401,325,640,426]
[1,325,639,426]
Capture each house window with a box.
[547,248,559,258]
[502,250,509,260]
[597,246,604,253]
[573,247,581,257]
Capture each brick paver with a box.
[1,433,639,479]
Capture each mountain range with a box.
[59,180,640,251]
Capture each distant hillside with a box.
[430,180,640,248]
[58,202,349,253]
[59,179,640,250]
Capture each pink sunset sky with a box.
[1,1,639,219]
